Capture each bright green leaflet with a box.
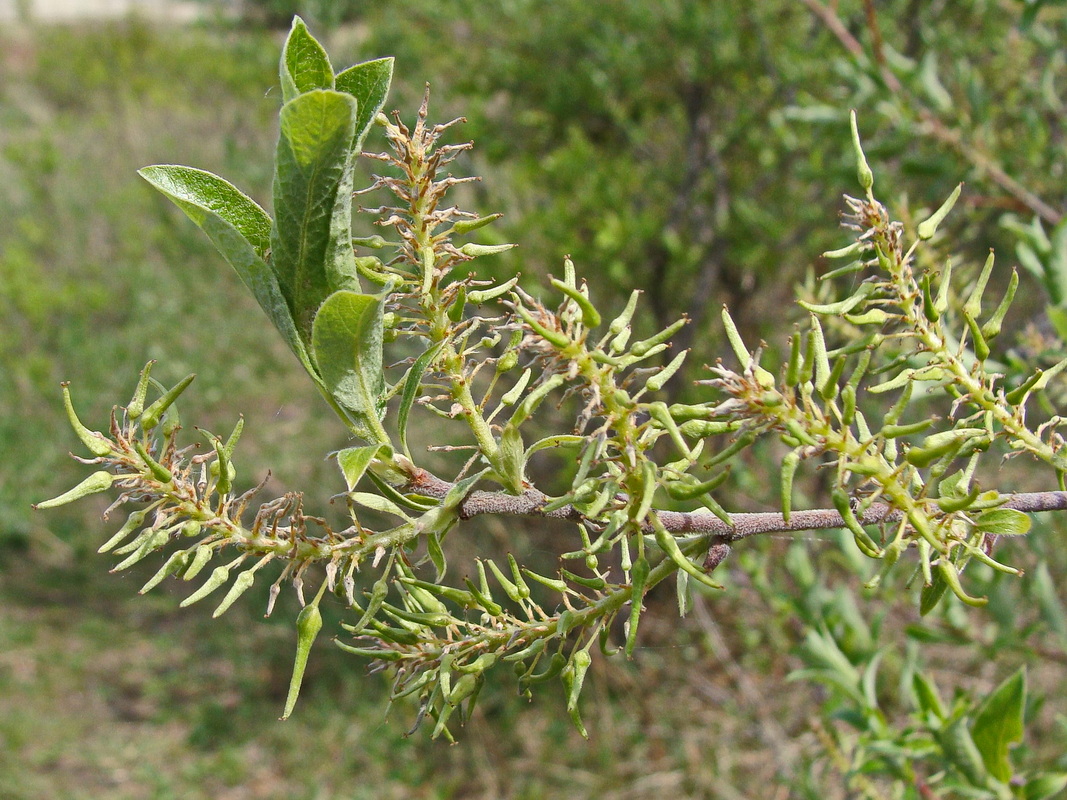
[271,89,360,345]
[280,16,334,104]
[335,57,394,151]
[312,290,389,445]
[137,165,317,381]
[971,667,1026,783]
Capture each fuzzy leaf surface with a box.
[312,290,387,443]
[138,165,316,378]
[280,16,334,103]
[272,90,360,344]
[335,57,394,150]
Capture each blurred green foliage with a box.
[3,1,1067,796]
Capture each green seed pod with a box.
[495,349,519,374]
[550,278,601,329]
[281,599,324,720]
[626,556,650,658]
[398,577,478,609]
[921,272,939,322]
[934,257,953,313]
[560,569,606,591]
[785,331,803,387]
[699,492,732,525]
[822,239,866,260]
[609,290,640,335]
[609,326,631,354]
[351,234,389,248]
[705,431,757,468]
[840,384,857,426]
[161,408,180,438]
[126,361,155,420]
[499,368,532,406]
[212,570,256,618]
[61,384,112,457]
[630,318,687,358]
[140,374,195,432]
[398,576,450,617]
[846,349,872,391]
[831,488,883,558]
[521,652,567,686]
[98,509,149,553]
[138,549,191,594]
[463,577,503,617]
[459,242,516,258]
[937,558,988,607]
[850,110,874,193]
[34,470,114,510]
[452,213,503,235]
[515,303,569,348]
[645,350,688,393]
[484,558,525,604]
[882,419,935,439]
[721,306,750,366]
[883,381,914,425]
[917,183,962,241]
[820,354,847,401]
[113,525,159,555]
[456,652,499,676]
[810,315,830,390]
[112,527,169,571]
[183,544,215,581]
[563,649,592,738]
[467,276,519,305]
[334,642,403,660]
[963,250,995,320]
[665,471,729,501]
[180,565,230,607]
[521,568,569,594]
[1005,370,1044,405]
[134,441,173,484]
[446,672,483,709]
[653,519,724,590]
[780,451,800,524]
[503,637,546,664]
[446,286,467,323]
[980,268,1018,341]
[354,256,388,284]
[963,311,990,362]
[508,553,531,599]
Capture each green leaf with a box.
[272,90,360,343]
[138,165,317,379]
[336,444,388,491]
[974,508,1031,537]
[938,716,989,787]
[1047,305,1067,343]
[280,16,334,103]
[139,165,271,256]
[1048,217,1067,307]
[1024,773,1067,800]
[397,340,446,459]
[335,57,394,150]
[912,671,946,721]
[312,290,389,444]
[971,667,1026,783]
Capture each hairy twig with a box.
[410,469,1067,541]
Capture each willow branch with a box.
[408,470,1067,542]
